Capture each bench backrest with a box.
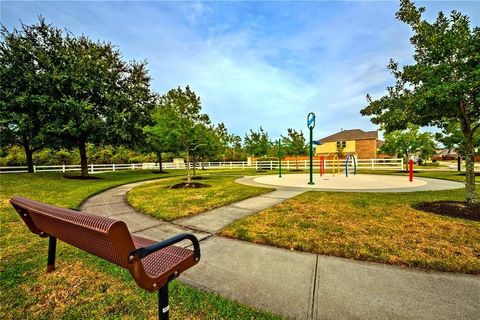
[10,196,136,269]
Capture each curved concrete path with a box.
[80,178,479,320]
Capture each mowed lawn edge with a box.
[221,171,480,274]
[126,172,274,221]
[0,171,281,320]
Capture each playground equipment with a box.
[332,154,340,176]
[319,156,325,176]
[345,154,357,177]
[409,159,414,182]
[307,112,316,185]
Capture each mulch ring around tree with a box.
[182,176,208,181]
[170,182,211,189]
[395,170,421,174]
[413,201,480,221]
[63,174,103,180]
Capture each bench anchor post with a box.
[47,236,57,273]
[158,282,169,320]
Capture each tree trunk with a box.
[193,155,197,177]
[186,151,191,184]
[79,139,88,177]
[464,133,477,205]
[459,100,477,205]
[23,146,34,173]
[21,135,35,173]
[157,153,164,172]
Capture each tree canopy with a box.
[381,124,436,167]
[244,127,270,157]
[155,86,210,183]
[360,0,480,204]
[435,121,480,157]
[281,128,307,157]
[0,18,62,172]
[0,18,155,176]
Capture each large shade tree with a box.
[1,18,155,176]
[361,0,480,204]
[0,19,62,172]
[49,31,155,177]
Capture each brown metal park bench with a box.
[10,196,201,320]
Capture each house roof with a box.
[316,129,378,143]
[435,148,458,156]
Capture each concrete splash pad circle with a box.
[250,173,464,193]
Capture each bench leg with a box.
[158,282,169,320]
[47,236,57,273]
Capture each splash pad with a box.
[248,173,464,193]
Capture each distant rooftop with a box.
[316,129,378,143]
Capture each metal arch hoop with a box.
[345,154,357,177]
[307,112,316,129]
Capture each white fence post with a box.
[33,165,36,173]
[62,164,66,173]
[112,163,115,171]
[400,158,404,170]
[90,164,94,173]
[270,161,273,170]
[287,161,290,170]
[304,160,307,170]
[242,161,245,170]
[230,161,232,169]
[371,159,374,170]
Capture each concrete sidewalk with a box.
[81,178,480,320]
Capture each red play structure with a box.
[319,156,325,176]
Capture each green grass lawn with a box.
[126,171,273,221]
[221,171,480,274]
[0,170,280,319]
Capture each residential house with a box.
[314,129,382,159]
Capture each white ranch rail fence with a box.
[0,158,403,174]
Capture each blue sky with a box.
[1,1,479,140]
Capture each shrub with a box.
[0,146,26,166]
